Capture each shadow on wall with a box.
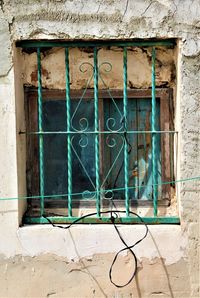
[142,230,174,298]
[68,228,176,298]
[68,229,108,297]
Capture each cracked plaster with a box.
[0,1,199,297]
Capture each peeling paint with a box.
[14,225,187,266]
[20,46,176,90]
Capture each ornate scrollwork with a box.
[82,190,96,200]
[70,136,96,191]
[99,62,112,74]
[104,190,114,200]
[78,118,89,132]
[71,134,89,148]
[71,62,94,132]
[79,62,94,73]
[106,117,123,132]
[78,134,89,148]
[99,62,123,131]
[106,134,117,148]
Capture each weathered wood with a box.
[25,92,39,204]
[25,87,173,214]
[160,91,171,199]
[25,198,170,218]
[24,87,170,100]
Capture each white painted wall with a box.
[0,1,199,297]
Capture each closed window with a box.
[18,40,179,224]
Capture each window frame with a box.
[24,87,179,224]
[17,39,180,224]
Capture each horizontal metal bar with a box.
[16,39,175,48]
[23,216,180,224]
[20,130,178,135]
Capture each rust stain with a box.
[132,169,138,177]
[31,67,50,83]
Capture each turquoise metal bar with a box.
[94,47,100,216]
[151,47,158,216]
[123,47,129,216]
[23,216,180,224]
[37,48,44,216]
[17,39,175,48]
[65,48,72,217]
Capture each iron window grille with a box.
[17,40,180,224]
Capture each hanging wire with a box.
[43,210,148,288]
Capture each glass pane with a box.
[42,98,96,200]
[103,98,161,200]
[43,100,67,197]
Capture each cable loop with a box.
[43,210,148,288]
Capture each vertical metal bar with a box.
[37,48,44,216]
[151,47,158,216]
[136,99,139,201]
[94,47,100,216]
[123,47,129,216]
[65,48,72,217]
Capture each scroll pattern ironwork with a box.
[69,60,126,201]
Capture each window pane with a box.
[42,98,96,199]
[103,98,161,200]
[43,100,68,196]
[71,98,95,198]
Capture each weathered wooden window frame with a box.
[17,40,179,224]
[24,87,178,224]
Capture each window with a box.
[18,40,179,224]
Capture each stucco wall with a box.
[0,1,199,297]
[21,46,176,90]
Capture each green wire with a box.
[1,175,200,201]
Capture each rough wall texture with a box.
[0,254,191,298]
[0,0,199,297]
[21,46,176,90]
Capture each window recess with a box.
[18,40,179,224]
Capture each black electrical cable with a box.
[43,117,147,287]
[113,131,132,189]
[43,210,148,288]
